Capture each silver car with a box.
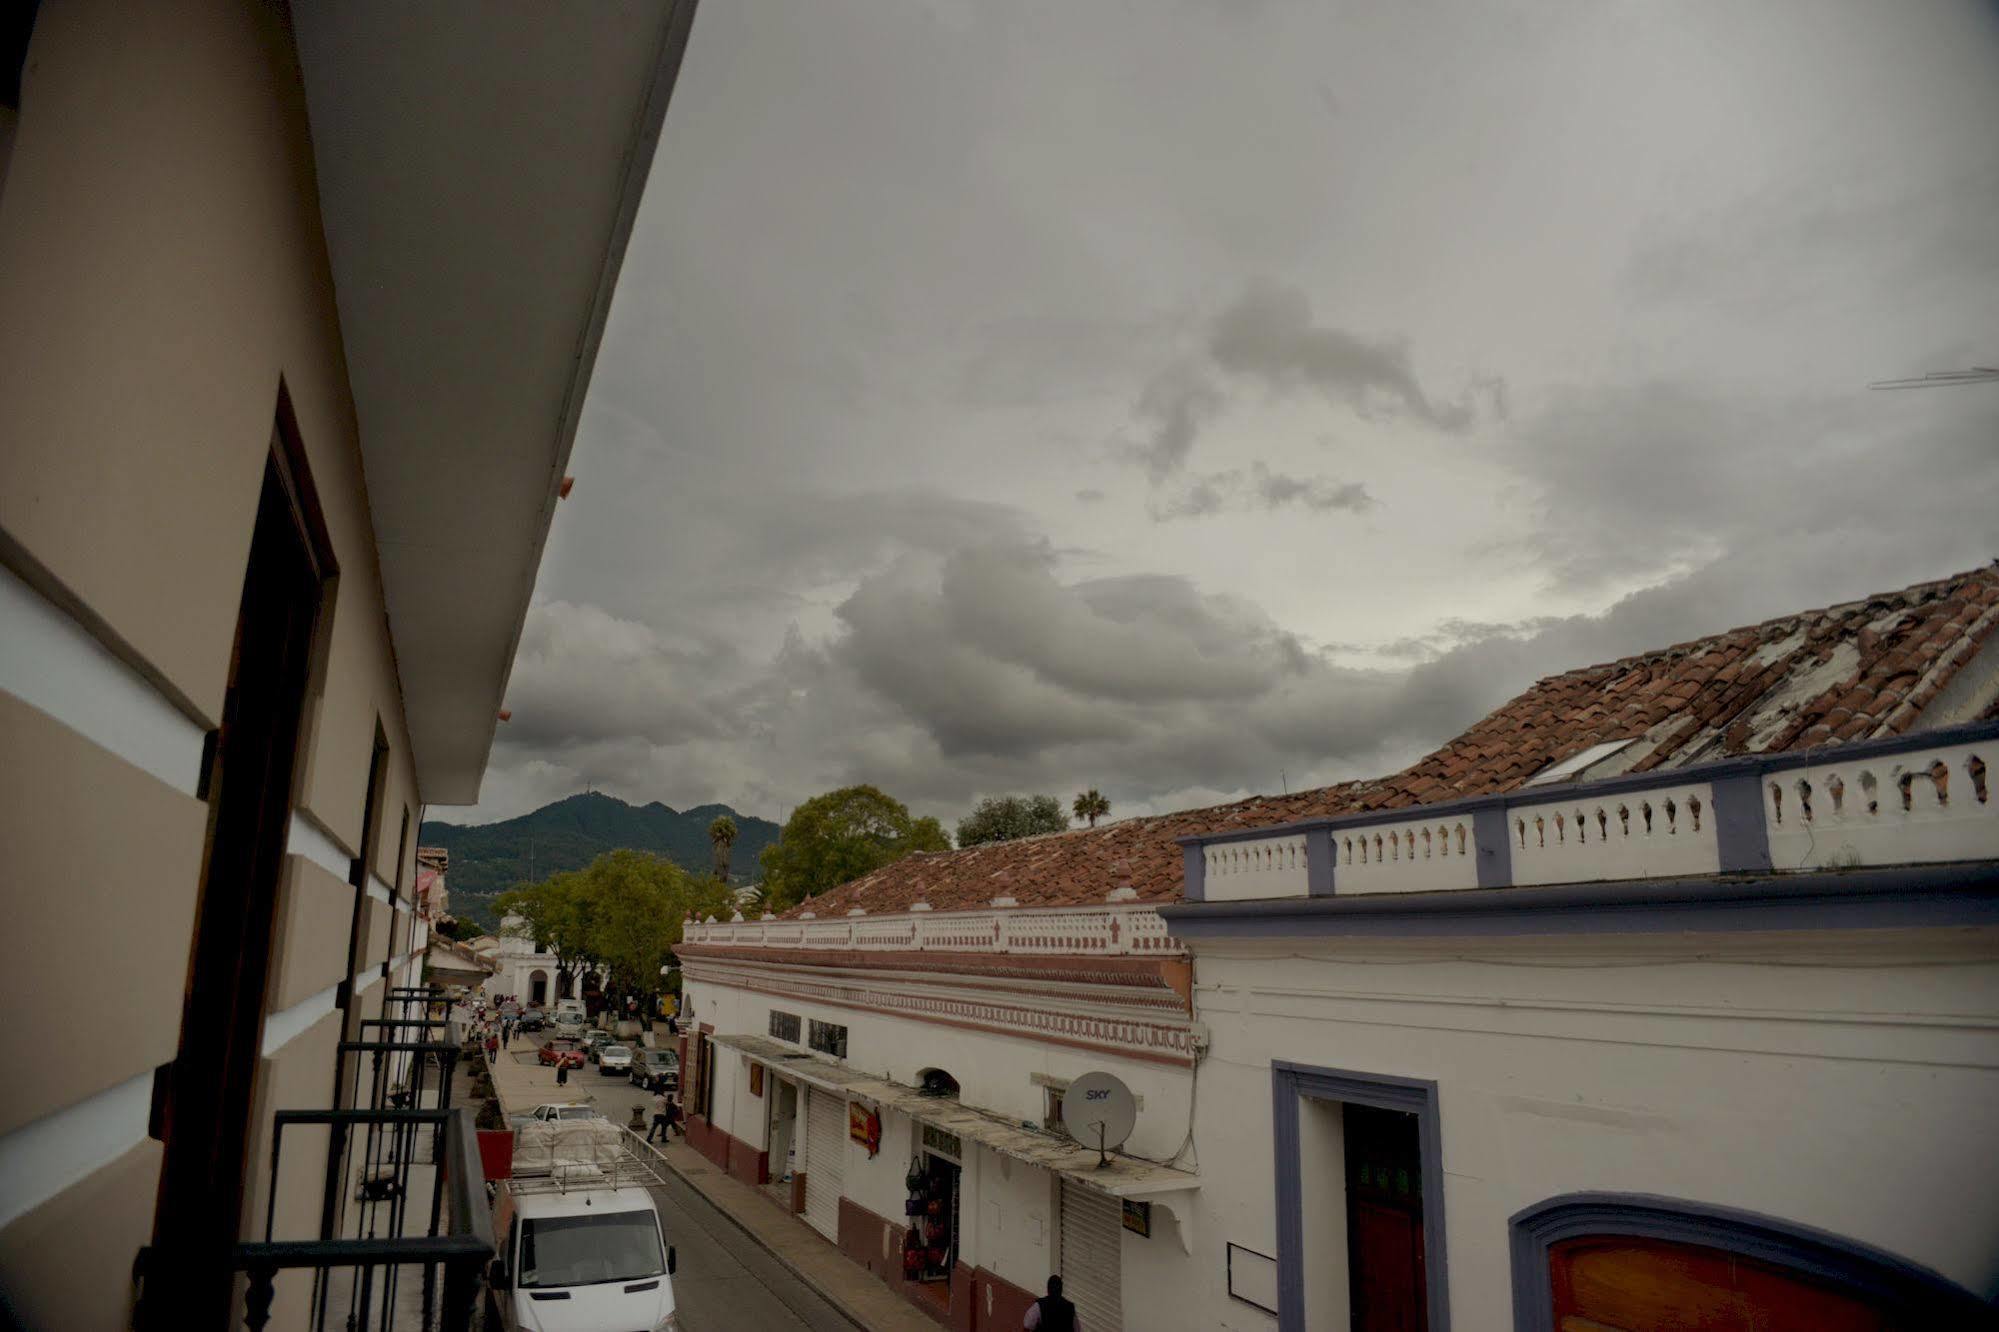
[597,1044,634,1076]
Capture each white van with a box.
[492,1169,679,1331]
[551,1000,587,1040]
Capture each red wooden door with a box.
[1550,1236,1904,1332]
[1345,1105,1427,1332]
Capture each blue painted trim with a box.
[1471,804,1512,889]
[1509,1193,1995,1330]
[1173,719,1999,850]
[1160,862,1999,939]
[1182,843,1206,903]
[1305,827,1336,897]
[1711,772,1772,873]
[1271,1061,1449,1332]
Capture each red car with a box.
[536,1041,585,1069]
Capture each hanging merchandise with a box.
[899,1149,962,1284]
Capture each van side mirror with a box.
[488,1259,510,1290]
[667,1246,677,1276]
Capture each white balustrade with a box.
[1202,833,1309,901]
[1336,816,1481,896]
[680,904,1184,957]
[1764,740,1996,871]
[1508,782,1720,887]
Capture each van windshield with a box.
[518,1211,664,1288]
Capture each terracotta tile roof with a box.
[783,564,1999,918]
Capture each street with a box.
[489,1038,855,1331]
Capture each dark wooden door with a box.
[141,453,324,1327]
[1550,1236,1902,1332]
[1345,1104,1427,1332]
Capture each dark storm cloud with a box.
[465,1,1999,830]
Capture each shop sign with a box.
[849,1102,882,1157]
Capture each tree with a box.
[1072,788,1111,828]
[758,785,952,909]
[708,814,738,882]
[957,794,1070,847]
[582,849,730,1003]
[494,870,594,993]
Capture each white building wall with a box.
[1177,931,1999,1330]
[966,1144,1056,1292]
[683,975,1193,1163]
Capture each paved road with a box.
[495,1040,853,1331]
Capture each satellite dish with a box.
[1062,1072,1137,1166]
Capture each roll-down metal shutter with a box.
[803,1087,845,1241]
[1059,1179,1123,1331]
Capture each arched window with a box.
[1509,1194,1986,1331]
[916,1068,959,1099]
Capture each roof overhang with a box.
[712,1034,1200,1199]
[293,2,698,803]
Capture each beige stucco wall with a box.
[0,1142,164,1330]
[0,2,436,1323]
[0,691,209,1138]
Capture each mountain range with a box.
[420,792,779,930]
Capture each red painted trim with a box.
[973,1266,1039,1332]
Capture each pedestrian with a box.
[485,1031,498,1061]
[1022,1275,1076,1331]
[555,1057,569,1087]
[646,1089,671,1143]
[664,1094,684,1138]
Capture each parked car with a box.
[536,1041,585,1069]
[597,1044,633,1076]
[581,1030,613,1061]
[508,1102,602,1127]
[515,1010,545,1034]
[631,1048,680,1092]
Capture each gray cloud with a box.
[1150,463,1377,522]
[1208,282,1477,431]
[462,0,1997,833]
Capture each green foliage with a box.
[421,793,779,929]
[1072,788,1111,828]
[957,793,1070,847]
[493,851,732,1003]
[708,814,738,880]
[758,785,952,909]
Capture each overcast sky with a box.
[466,0,1999,828]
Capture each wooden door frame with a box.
[141,386,336,1326]
[1507,1193,1990,1331]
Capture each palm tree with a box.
[709,814,738,882]
[1072,789,1110,828]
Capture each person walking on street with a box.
[646,1089,672,1143]
[663,1094,685,1139]
[485,1031,499,1062]
[1023,1275,1077,1331]
[555,1057,569,1087]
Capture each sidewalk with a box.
[482,1037,936,1332]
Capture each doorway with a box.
[140,446,329,1326]
[529,970,548,1006]
[1344,1104,1427,1332]
[767,1077,799,1198]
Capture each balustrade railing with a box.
[684,903,1184,956]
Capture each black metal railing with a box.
[234,1105,492,1331]
[228,985,492,1330]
